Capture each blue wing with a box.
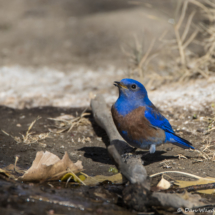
[144,104,174,134]
[144,104,194,149]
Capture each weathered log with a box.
[90,95,201,211]
[91,95,148,185]
[123,184,195,211]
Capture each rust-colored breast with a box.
[111,106,165,145]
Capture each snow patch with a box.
[0,66,214,110]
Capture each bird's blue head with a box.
[114,79,151,115]
[114,78,148,101]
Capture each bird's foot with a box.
[149,144,156,154]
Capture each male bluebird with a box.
[111,78,194,153]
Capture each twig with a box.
[175,0,188,31]
[183,29,199,49]
[138,38,156,69]
[138,38,156,81]
[166,182,215,193]
[181,10,196,43]
[150,171,202,179]
[189,0,211,17]
[175,28,186,66]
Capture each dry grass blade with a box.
[1,130,11,137]
[208,127,215,132]
[181,10,196,43]
[157,0,215,81]
[49,107,91,133]
[175,154,188,159]
[124,0,215,83]
[196,137,215,161]
[14,155,20,173]
[27,116,41,134]
[150,171,202,179]
[174,0,189,66]
[195,150,210,160]
[189,0,211,17]
[80,172,89,178]
[68,170,86,186]
[175,0,188,31]
[183,29,199,49]
[65,175,73,187]
[138,38,156,69]
[1,116,48,145]
[1,130,22,143]
[22,116,42,144]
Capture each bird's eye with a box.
[131,84,137,90]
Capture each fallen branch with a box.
[122,183,198,211]
[166,182,215,193]
[107,144,149,186]
[90,95,203,211]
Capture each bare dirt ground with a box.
[1,0,215,214]
[0,102,215,214]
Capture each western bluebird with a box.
[111,78,194,153]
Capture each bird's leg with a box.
[149,144,156,154]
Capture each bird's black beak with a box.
[113,81,128,89]
[114,81,120,87]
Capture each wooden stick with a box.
[90,95,148,184]
[90,95,202,210]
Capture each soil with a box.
[0,0,215,214]
[0,104,215,214]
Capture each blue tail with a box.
[165,132,194,149]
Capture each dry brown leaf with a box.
[84,173,123,186]
[19,151,83,182]
[157,176,171,190]
[175,177,215,194]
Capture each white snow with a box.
[0,65,214,110]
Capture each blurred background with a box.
[0,0,214,109]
